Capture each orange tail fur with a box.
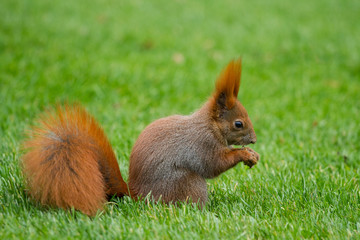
[21,105,128,216]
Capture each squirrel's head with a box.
[211,59,257,146]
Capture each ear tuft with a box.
[213,59,242,109]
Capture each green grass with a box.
[1,0,359,239]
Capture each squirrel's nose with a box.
[249,134,257,144]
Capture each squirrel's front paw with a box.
[241,147,260,168]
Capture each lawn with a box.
[0,0,359,239]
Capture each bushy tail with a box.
[21,105,128,216]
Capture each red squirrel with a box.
[22,59,259,216]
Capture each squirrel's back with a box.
[128,110,214,204]
[22,105,128,215]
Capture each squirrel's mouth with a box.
[228,144,246,149]
[229,138,256,147]
[227,138,254,148]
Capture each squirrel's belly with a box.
[130,170,208,206]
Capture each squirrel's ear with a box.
[213,59,242,110]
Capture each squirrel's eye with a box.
[234,121,243,129]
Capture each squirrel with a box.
[21,59,259,216]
